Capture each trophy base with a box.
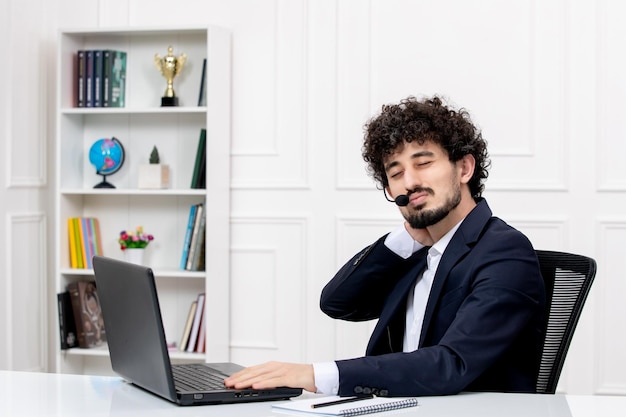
[161,96,179,107]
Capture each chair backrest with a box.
[534,250,596,394]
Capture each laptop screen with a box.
[93,256,178,401]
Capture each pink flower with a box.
[118,227,154,250]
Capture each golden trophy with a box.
[154,45,187,106]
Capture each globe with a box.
[89,137,125,188]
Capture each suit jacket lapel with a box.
[418,238,469,347]
[366,250,428,354]
[418,198,493,347]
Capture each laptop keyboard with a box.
[172,364,229,391]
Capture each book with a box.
[85,50,94,107]
[186,293,205,352]
[189,205,206,271]
[102,50,112,107]
[197,146,207,189]
[66,281,107,348]
[77,218,88,268]
[198,58,207,106]
[197,157,207,189]
[76,50,86,107]
[180,204,198,269]
[72,217,84,269]
[93,50,104,107]
[272,396,419,416]
[80,217,93,269]
[186,204,204,270]
[57,292,78,349]
[85,217,96,260]
[190,128,206,189]
[191,226,206,271]
[108,50,127,108]
[67,218,78,268]
[195,298,207,353]
[88,217,103,258]
[90,217,104,257]
[179,300,197,351]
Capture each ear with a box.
[458,154,475,184]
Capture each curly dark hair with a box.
[362,95,490,200]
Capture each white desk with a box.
[1,370,623,416]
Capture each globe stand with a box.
[94,174,116,189]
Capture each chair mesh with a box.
[535,250,596,394]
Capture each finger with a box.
[224,363,276,387]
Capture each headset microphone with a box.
[394,195,409,207]
[383,189,410,207]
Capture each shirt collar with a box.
[430,219,464,258]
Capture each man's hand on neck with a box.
[405,223,435,247]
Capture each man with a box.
[225,95,546,396]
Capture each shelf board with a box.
[61,268,206,278]
[169,350,206,361]
[60,26,209,37]
[61,106,207,115]
[64,344,206,361]
[64,344,109,357]
[60,188,206,196]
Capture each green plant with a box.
[149,146,160,164]
[118,226,154,250]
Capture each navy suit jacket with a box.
[320,199,546,396]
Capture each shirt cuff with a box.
[384,223,425,259]
[312,361,339,395]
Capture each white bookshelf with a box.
[54,27,231,375]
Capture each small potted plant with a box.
[119,226,154,264]
[138,145,170,188]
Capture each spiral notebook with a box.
[272,395,419,416]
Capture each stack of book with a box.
[76,49,127,108]
[180,203,206,271]
[67,217,103,269]
[57,281,107,349]
[179,293,206,353]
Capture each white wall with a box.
[1,0,625,395]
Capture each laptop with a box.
[92,255,302,406]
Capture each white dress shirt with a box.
[313,220,462,394]
[401,221,460,352]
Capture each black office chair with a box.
[534,250,596,394]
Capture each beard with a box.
[403,180,462,229]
